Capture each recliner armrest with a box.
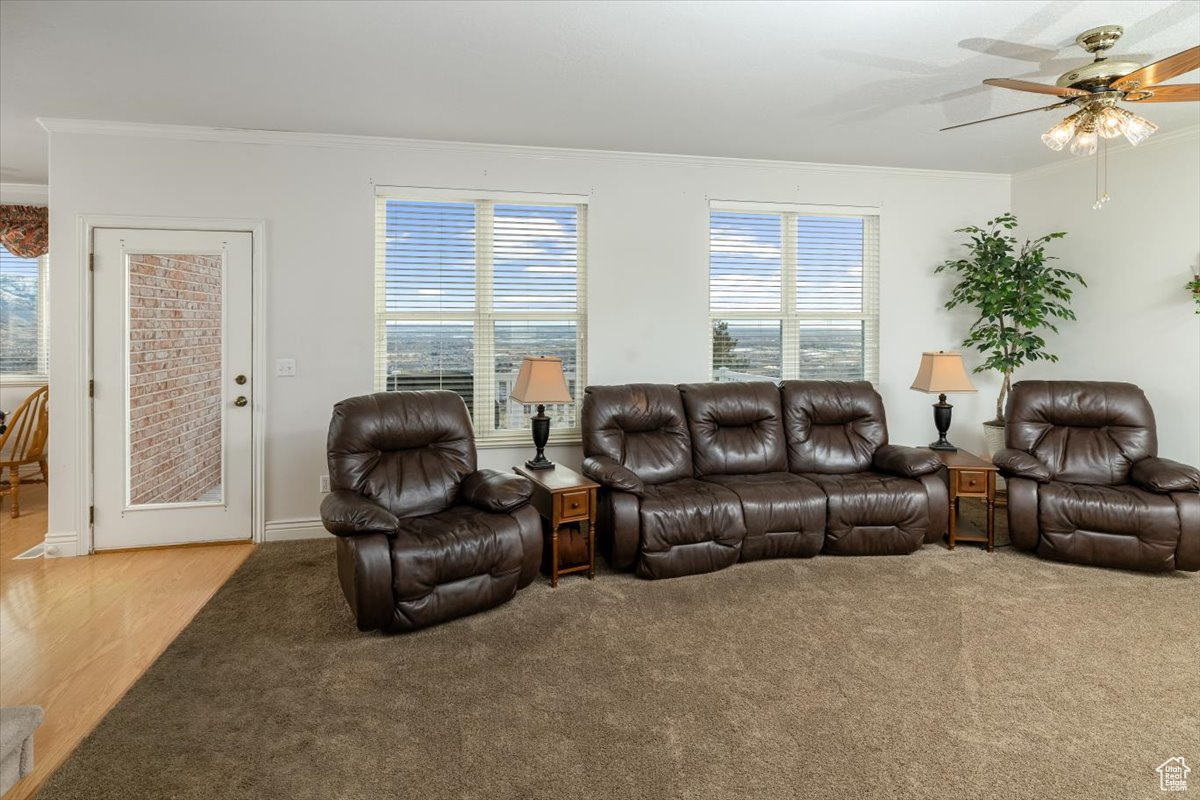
[321,490,400,536]
[460,469,533,512]
[873,445,942,478]
[1131,457,1200,494]
[582,456,645,496]
[992,448,1052,483]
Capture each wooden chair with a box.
[0,386,49,518]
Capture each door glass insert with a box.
[127,253,224,506]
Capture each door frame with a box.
[74,214,267,554]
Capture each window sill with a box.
[476,435,583,450]
[0,376,48,388]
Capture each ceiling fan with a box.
[943,26,1198,205]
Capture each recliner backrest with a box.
[582,384,693,484]
[1005,380,1156,485]
[326,390,477,519]
[780,380,888,474]
[678,381,787,476]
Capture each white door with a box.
[92,229,253,549]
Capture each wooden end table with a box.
[514,464,598,587]
[929,448,999,552]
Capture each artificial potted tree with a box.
[936,213,1085,455]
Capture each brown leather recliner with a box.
[582,380,947,580]
[320,391,543,631]
[994,381,1200,572]
[780,381,949,556]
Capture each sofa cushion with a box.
[1005,381,1157,485]
[389,505,525,630]
[637,479,746,579]
[679,381,787,476]
[808,472,926,555]
[702,472,825,560]
[1037,481,1180,571]
[582,384,693,485]
[780,381,888,474]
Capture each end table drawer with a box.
[958,470,989,494]
[557,489,591,521]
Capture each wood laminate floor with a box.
[0,485,252,799]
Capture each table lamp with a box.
[510,356,573,470]
[910,351,976,451]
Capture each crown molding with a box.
[1012,124,1200,181]
[36,117,1010,182]
[0,182,49,205]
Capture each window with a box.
[709,204,878,384]
[0,247,49,377]
[375,190,587,444]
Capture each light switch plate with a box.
[275,358,297,377]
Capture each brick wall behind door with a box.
[127,254,223,505]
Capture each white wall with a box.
[45,124,1011,550]
[1012,129,1200,465]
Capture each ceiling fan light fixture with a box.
[1095,106,1125,139]
[1068,121,1099,156]
[1040,110,1084,151]
[1040,103,1158,155]
[1111,106,1158,146]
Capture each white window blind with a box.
[709,204,878,384]
[375,191,587,444]
[0,247,49,377]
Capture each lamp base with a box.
[929,394,957,452]
[526,404,554,470]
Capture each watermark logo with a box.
[1158,757,1191,792]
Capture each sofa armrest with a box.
[321,490,399,536]
[1130,458,1200,494]
[582,456,645,496]
[873,445,943,478]
[460,469,533,512]
[992,448,1051,483]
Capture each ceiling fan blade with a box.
[1124,83,1200,102]
[1113,46,1200,89]
[983,78,1088,97]
[940,101,1073,132]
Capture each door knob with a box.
[234,396,248,407]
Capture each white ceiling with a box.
[2,0,1198,184]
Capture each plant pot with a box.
[981,421,1006,457]
[982,421,1006,491]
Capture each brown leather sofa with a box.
[581,380,948,579]
[993,381,1200,572]
[320,391,543,631]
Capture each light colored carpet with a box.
[36,516,1198,800]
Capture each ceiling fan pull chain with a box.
[1093,144,1101,210]
[1102,137,1111,206]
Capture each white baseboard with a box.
[263,518,327,542]
[43,530,81,558]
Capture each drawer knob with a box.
[571,501,580,508]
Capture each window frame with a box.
[374,187,588,447]
[708,201,879,385]
[0,250,50,383]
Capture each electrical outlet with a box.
[319,475,330,493]
[275,358,297,377]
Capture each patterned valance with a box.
[0,205,49,258]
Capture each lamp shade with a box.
[510,356,573,404]
[910,351,977,394]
